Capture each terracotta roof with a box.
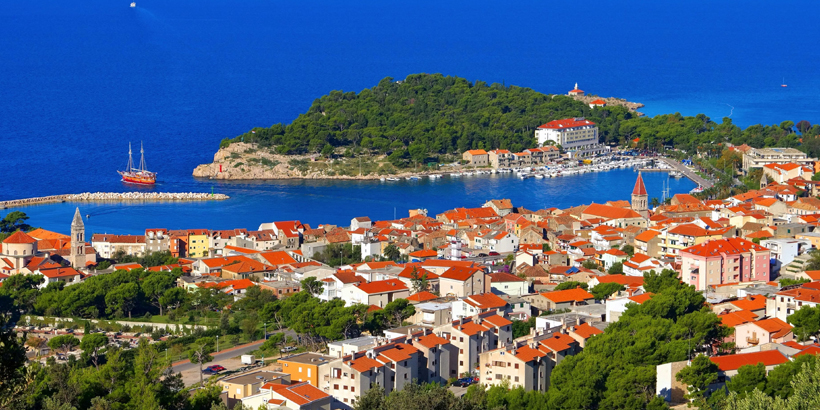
[583,203,643,220]
[406,291,438,302]
[628,293,653,304]
[271,382,329,405]
[465,149,488,155]
[378,343,419,362]
[3,231,36,244]
[355,279,407,295]
[538,118,595,129]
[751,318,792,339]
[489,272,525,283]
[39,267,81,279]
[440,266,482,281]
[348,356,384,372]
[540,288,594,304]
[27,228,69,241]
[729,295,767,311]
[514,345,547,362]
[540,333,576,352]
[415,333,450,349]
[794,345,820,357]
[589,99,607,105]
[259,251,298,266]
[710,350,788,372]
[456,321,489,336]
[681,238,768,257]
[595,275,644,287]
[482,315,512,328]
[635,230,660,242]
[571,322,603,339]
[718,310,758,327]
[333,271,365,284]
[633,172,647,196]
[90,234,145,244]
[409,249,438,258]
[464,293,507,310]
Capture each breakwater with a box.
[0,192,229,209]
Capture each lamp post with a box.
[216,335,219,353]
[165,348,168,361]
[264,322,267,340]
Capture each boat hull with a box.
[119,171,156,185]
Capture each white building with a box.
[535,118,598,150]
[760,238,809,274]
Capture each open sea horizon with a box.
[1,0,817,233]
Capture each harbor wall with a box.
[0,192,229,209]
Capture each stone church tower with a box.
[760,172,768,189]
[70,207,85,268]
[631,171,649,217]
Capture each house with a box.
[634,229,662,258]
[622,254,672,277]
[733,318,793,348]
[220,258,275,280]
[219,370,291,400]
[462,149,489,166]
[350,217,372,231]
[341,278,409,307]
[0,231,38,274]
[410,331,459,385]
[488,272,528,296]
[242,381,331,410]
[605,293,653,322]
[435,312,513,375]
[186,229,210,257]
[762,162,812,184]
[277,353,334,386]
[452,293,508,320]
[91,234,146,259]
[589,99,607,108]
[600,248,628,269]
[741,147,817,173]
[488,149,514,169]
[679,238,771,291]
[483,199,514,217]
[36,267,83,289]
[531,288,595,312]
[581,204,646,228]
[438,266,488,297]
[766,286,820,321]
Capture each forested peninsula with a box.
[194,73,820,179]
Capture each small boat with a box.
[380,177,386,182]
[118,142,156,185]
[534,174,544,179]
[386,177,400,181]
[781,77,787,87]
[130,2,136,7]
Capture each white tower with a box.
[70,208,85,268]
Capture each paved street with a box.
[659,157,715,188]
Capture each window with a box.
[352,387,355,392]
[307,368,311,377]
[515,376,519,382]
[515,364,519,369]
[351,374,355,380]
[460,349,464,354]
[460,361,464,366]
[334,384,339,390]
[344,399,348,403]
[404,374,408,379]
[344,386,348,390]
[391,376,395,382]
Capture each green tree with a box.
[787,304,820,341]
[804,249,820,271]
[105,283,141,319]
[608,262,624,275]
[300,277,324,296]
[779,278,810,287]
[554,281,588,291]
[0,314,27,408]
[48,334,80,354]
[676,354,719,403]
[0,211,31,233]
[79,333,109,369]
[188,337,215,386]
[726,363,768,400]
[383,244,400,261]
[643,269,681,293]
[409,267,429,294]
[141,271,176,316]
[589,282,626,300]
[620,244,635,257]
[581,260,599,270]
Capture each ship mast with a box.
[127,142,135,172]
[139,141,147,172]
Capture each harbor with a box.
[0,192,229,209]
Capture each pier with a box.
[0,192,229,209]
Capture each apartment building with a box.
[534,118,598,150]
[741,147,817,173]
[434,311,513,376]
[679,238,771,291]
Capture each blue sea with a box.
[1,0,817,234]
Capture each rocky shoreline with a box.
[192,142,454,181]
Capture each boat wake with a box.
[724,103,735,118]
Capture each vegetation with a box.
[588,282,625,300]
[607,262,624,275]
[553,281,588,291]
[313,243,362,267]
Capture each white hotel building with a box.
[535,118,603,157]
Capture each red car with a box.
[207,365,226,372]
[488,251,500,256]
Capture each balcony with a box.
[786,303,796,310]
[746,336,759,345]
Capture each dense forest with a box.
[221,73,820,162]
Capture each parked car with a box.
[488,251,500,256]
[209,365,226,372]
[202,368,217,375]
[454,377,475,387]
[477,253,488,257]
[280,346,298,353]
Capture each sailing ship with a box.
[118,142,156,185]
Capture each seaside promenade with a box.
[658,157,715,188]
[0,192,229,209]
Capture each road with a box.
[659,157,715,189]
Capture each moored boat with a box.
[118,142,156,185]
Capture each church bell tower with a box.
[70,207,85,268]
[631,171,649,217]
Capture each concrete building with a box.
[733,318,793,348]
[91,233,146,259]
[741,147,817,173]
[341,278,410,307]
[679,238,771,291]
[219,370,290,400]
[434,312,513,376]
[535,118,598,150]
[278,353,335,386]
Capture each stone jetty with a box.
[0,192,229,209]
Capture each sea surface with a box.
[1,0,817,233]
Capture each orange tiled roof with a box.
[440,266,482,281]
[406,291,438,302]
[710,350,788,372]
[752,318,792,338]
[3,231,37,244]
[729,295,767,311]
[718,310,758,327]
[348,356,384,373]
[540,288,594,303]
[415,333,449,349]
[465,293,507,310]
[571,322,603,339]
[355,279,407,295]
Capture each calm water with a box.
[1,0,816,232]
